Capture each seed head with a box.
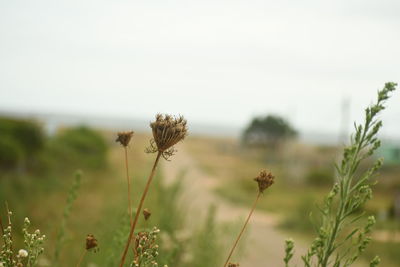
[85,234,98,251]
[116,131,134,147]
[148,114,188,159]
[143,208,152,221]
[228,263,239,267]
[254,170,274,193]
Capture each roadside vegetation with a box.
[1,82,399,266]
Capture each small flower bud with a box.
[85,234,98,251]
[143,208,152,221]
[116,131,134,147]
[254,170,275,193]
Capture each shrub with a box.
[47,126,108,170]
[0,117,45,172]
[0,135,24,171]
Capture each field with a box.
[1,94,400,267]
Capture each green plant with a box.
[0,135,24,171]
[53,171,82,265]
[0,118,45,172]
[190,206,224,267]
[48,126,108,170]
[284,82,397,267]
[0,209,45,267]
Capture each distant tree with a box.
[242,115,297,148]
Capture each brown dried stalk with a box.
[0,211,4,236]
[119,151,162,267]
[222,170,274,267]
[116,131,135,225]
[119,114,187,267]
[76,250,87,267]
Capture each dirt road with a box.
[162,144,308,266]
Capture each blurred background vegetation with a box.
[0,114,399,266]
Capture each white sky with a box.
[1,0,399,138]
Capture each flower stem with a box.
[124,147,133,227]
[119,151,162,267]
[223,192,261,267]
[76,250,87,267]
[0,213,4,236]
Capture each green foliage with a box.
[132,227,166,267]
[22,218,46,267]
[305,168,334,187]
[285,82,397,267]
[0,214,45,267]
[53,171,82,265]
[242,115,297,147]
[0,118,45,172]
[0,118,44,157]
[189,206,224,267]
[0,135,24,171]
[284,239,294,267]
[48,126,108,169]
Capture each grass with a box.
[185,130,400,266]
[1,84,398,267]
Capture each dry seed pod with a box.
[86,234,98,251]
[150,114,187,152]
[254,170,274,193]
[143,208,151,221]
[116,131,134,147]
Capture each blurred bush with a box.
[47,126,108,170]
[0,117,45,172]
[0,135,24,170]
[305,167,334,187]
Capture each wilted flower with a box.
[143,208,152,221]
[116,131,134,147]
[147,114,188,159]
[18,249,28,258]
[254,170,274,193]
[86,234,98,251]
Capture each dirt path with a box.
[162,144,308,267]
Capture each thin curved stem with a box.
[76,250,87,267]
[0,213,4,236]
[124,147,133,226]
[119,151,162,267]
[223,192,261,267]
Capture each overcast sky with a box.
[1,0,399,138]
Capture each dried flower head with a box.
[116,131,134,147]
[85,234,98,252]
[147,114,188,159]
[143,208,152,221]
[228,263,239,267]
[254,170,274,193]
